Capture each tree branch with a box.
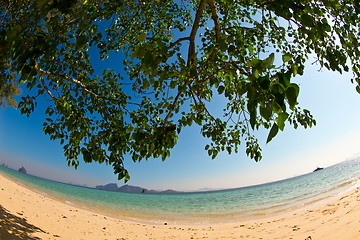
[37,67,102,99]
[163,91,182,126]
[207,0,220,42]
[35,63,59,102]
[188,0,207,65]
[169,37,190,49]
[163,0,207,128]
[39,75,60,102]
[194,92,216,121]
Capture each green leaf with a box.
[138,32,147,42]
[250,110,257,130]
[77,35,87,49]
[282,54,293,63]
[248,45,254,55]
[252,69,260,78]
[134,45,146,58]
[219,36,227,51]
[228,45,236,54]
[276,112,288,131]
[211,150,218,159]
[286,84,299,108]
[263,53,275,67]
[218,85,225,94]
[301,14,314,27]
[266,123,279,143]
[143,51,154,67]
[142,79,150,89]
[291,64,298,76]
[278,72,290,88]
[260,106,272,121]
[169,80,177,89]
[37,0,49,8]
[271,83,285,95]
[124,172,130,182]
[81,148,91,163]
[356,85,360,94]
[258,76,270,90]
[247,98,257,112]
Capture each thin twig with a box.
[35,64,141,107]
[163,91,182,126]
[39,75,59,102]
[37,67,103,99]
[194,92,215,121]
[35,62,60,102]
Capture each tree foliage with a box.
[1,0,360,181]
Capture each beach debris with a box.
[62,215,67,218]
[234,224,245,228]
[53,235,60,238]
[313,167,324,172]
[305,236,312,240]
[292,225,300,231]
[164,222,167,225]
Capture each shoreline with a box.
[1,173,360,239]
[0,171,341,225]
[1,168,358,225]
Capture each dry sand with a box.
[1,172,360,240]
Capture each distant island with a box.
[18,166,27,174]
[95,183,182,194]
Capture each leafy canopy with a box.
[1,0,360,182]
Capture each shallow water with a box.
[1,158,359,224]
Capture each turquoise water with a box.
[1,158,360,223]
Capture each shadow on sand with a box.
[0,204,46,240]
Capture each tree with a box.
[1,0,360,182]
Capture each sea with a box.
[1,158,360,224]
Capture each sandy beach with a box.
[1,173,360,240]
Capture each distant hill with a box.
[95,183,118,192]
[95,183,182,194]
[118,184,147,193]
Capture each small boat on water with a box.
[313,167,324,172]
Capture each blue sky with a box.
[1,57,360,191]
